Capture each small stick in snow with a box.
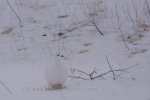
[0,80,12,94]
[69,68,105,80]
[105,56,116,80]
[115,5,130,50]
[68,75,89,80]
[91,21,104,36]
[145,0,150,17]
[6,0,22,23]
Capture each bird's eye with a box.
[56,54,64,58]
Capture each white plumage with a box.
[45,55,68,88]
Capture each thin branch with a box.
[89,70,97,79]
[91,21,104,36]
[71,68,105,80]
[92,70,113,80]
[92,63,138,80]
[92,69,127,80]
[66,27,79,32]
[0,80,12,94]
[115,63,139,72]
[105,56,116,80]
[145,0,150,17]
[65,22,89,33]
[69,63,139,80]
[80,1,104,36]
[73,69,90,76]
[6,0,22,23]
[115,5,130,50]
[68,75,88,80]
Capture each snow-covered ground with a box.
[0,0,150,100]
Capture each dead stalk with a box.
[6,0,22,23]
[80,0,104,36]
[145,0,150,17]
[69,63,138,80]
[105,56,116,80]
[91,20,104,36]
[0,80,12,94]
[115,6,130,50]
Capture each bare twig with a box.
[105,56,116,80]
[73,69,90,76]
[6,0,22,23]
[145,0,150,17]
[92,70,114,80]
[68,75,88,80]
[69,63,138,80]
[70,68,105,80]
[91,21,104,36]
[92,65,137,80]
[0,80,12,94]
[66,27,79,32]
[80,1,104,36]
[65,22,89,33]
[89,70,97,79]
[114,63,139,72]
[93,63,138,80]
[115,5,130,50]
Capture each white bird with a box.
[45,54,68,89]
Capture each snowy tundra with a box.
[0,0,150,100]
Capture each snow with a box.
[0,0,150,100]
